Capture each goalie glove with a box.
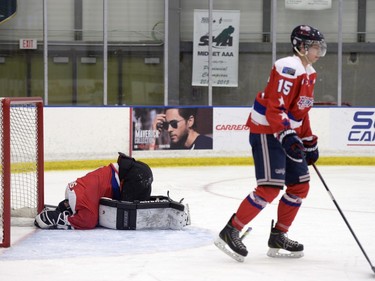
[56,199,73,215]
[277,129,304,163]
[302,135,319,165]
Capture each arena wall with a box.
[44,106,375,163]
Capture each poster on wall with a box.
[132,107,213,151]
[192,9,240,87]
[285,0,332,10]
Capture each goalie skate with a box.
[214,237,246,262]
[34,209,72,230]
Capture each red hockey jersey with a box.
[66,163,120,229]
[246,55,316,138]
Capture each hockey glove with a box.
[277,129,304,163]
[56,199,73,215]
[302,135,319,165]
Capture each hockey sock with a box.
[276,193,303,232]
[276,182,309,232]
[232,186,280,230]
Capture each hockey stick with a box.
[312,164,375,273]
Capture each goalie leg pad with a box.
[99,196,191,230]
[136,207,190,230]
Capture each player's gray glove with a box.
[277,129,304,163]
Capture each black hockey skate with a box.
[267,220,304,258]
[214,214,249,262]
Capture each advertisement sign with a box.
[132,107,213,151]
[131,106,375,155]
[330,108,375,150]
[213,107,251,151]
[192,10,240,87]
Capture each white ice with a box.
[1,165,375,281]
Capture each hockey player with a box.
[34,152,153,230]
[215,25,326,262]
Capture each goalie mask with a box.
[117,152,153,202]
[291,25,327,57]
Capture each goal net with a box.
[0,97,44,247]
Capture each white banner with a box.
[285,0,332,10]
[213,107,251,151]
[192,10,240,87]
[330,108,375,150]
[212,107,375,156]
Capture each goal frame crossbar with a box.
[1,97,44,247]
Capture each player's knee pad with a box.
[254,185,281,203]
[286,182,310,199]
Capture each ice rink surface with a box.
[1,165,375,281]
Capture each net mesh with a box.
[10,104,39,216]
[1,99,41,245]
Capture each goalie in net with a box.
[34,152,190,230]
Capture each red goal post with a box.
[0,97,44,247]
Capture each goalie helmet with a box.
[291,25,327,57]
[117,152,153,202]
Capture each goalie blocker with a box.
[99,195,191,230]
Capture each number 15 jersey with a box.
[246,55,317,139]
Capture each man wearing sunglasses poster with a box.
[151,107,213,150]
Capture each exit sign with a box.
[19,38,37,49]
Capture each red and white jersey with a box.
[246,55,316,138]
[65,163,120,229]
